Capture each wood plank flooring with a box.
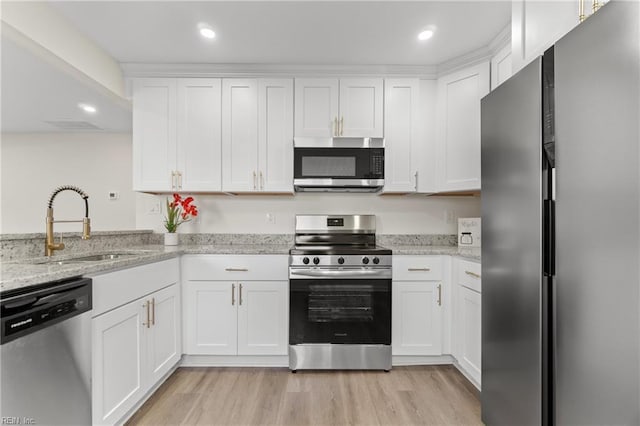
[126,366,481,426]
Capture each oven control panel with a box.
[290,254,392,268]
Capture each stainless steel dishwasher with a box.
[1,277,92,425]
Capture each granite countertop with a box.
[387,245,481,262]
[0,243,292,293]
[1,243,477,293]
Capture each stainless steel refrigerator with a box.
[481,1,639,424]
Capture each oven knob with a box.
[362,257,370,265]
[302,257,310,265]
[313,257,320,265]
[373,257,380,264]
[337,257,345,265]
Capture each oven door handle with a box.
[289,269,391,279]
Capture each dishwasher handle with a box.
[1,277,92,345]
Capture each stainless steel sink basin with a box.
[27,253,138,265]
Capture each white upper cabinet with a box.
[383,78,421,193]
[222,79,259,191]
[258,79,294,192]
[133,78,177,192]
[223,78,293,193]
[436,61,490,192]
[511,0,580,74]
[294,78,339,138]
[294,78,383,138]
[338,78,384,137]
[176,79,222,191]
[490,44,513,90]
[133,78,222,192]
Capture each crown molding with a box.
[488,23,512,53]
[121,63,438,79]
[436,46,493,77]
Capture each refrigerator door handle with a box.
[543,199,555,276]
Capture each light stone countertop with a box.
[1,243,477,294]
[385,245,481,262]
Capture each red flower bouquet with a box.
[164,193,198,233]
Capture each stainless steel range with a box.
[289,214,392,371]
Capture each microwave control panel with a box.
[370,149,385,177]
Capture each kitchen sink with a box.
[27,253,139,265]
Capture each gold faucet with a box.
[45,185,91,256]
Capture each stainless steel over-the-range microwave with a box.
[293,137,385,192]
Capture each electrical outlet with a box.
[108,191,119,200]
[266,213,276,224]
[147,201,161,215]
[444,210,455,224]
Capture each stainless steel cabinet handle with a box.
[340,116,344,136]
[177,172,183,190]
[239,283,243,306]
[333,117,338,136]
[231,283,235,306]
[151,297,155,326]
[142,300,150,328]
[414,171,418,191]
[225,268,249,272]
[253,171,257,190]
[437,284,442,306]
[259,171,264,190]
[465,270,481,279]
[408,268,431,272]
[170,171,176,190]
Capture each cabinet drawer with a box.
[182,254,288,281]
[458,259,481,293]
[393,256,443,281]
[91,258,179,317]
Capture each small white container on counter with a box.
[458,218,481,247]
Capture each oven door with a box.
[289,277,391,345]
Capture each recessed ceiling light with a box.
[418,30,434,41]
[198,23,216,39]
[78,103,97,114]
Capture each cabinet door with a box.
[222,79,259,191]
[183,281,237,355]
[383,78,420,192]
[458,285,482,385]
[177,78,222,191]
[258,79,294,192]
[92,299,146,425]
[436,62,490,192]
[490,44,513,90]
[339,78,384,137]
[392,281,443,356]
[294,78,339,137]
[132,78,177,192]
[237,281,288,356]
[147,284,181,386]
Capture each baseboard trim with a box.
[181,354,289,367]
[453,360,481,391]
[392,354,454,366]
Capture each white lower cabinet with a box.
[91,260,181,426]
[453,258,482,387]
[392,256,445,356]
[183,280,288,356]
[182,255,289,357]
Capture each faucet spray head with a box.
[83,218,91,240]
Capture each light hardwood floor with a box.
[126,366,481,426]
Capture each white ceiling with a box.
[50,1,511,66]
[1,36,132,133]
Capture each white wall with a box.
[137,192,480,235]
[0,132,480,235]
[0,133,136,233]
